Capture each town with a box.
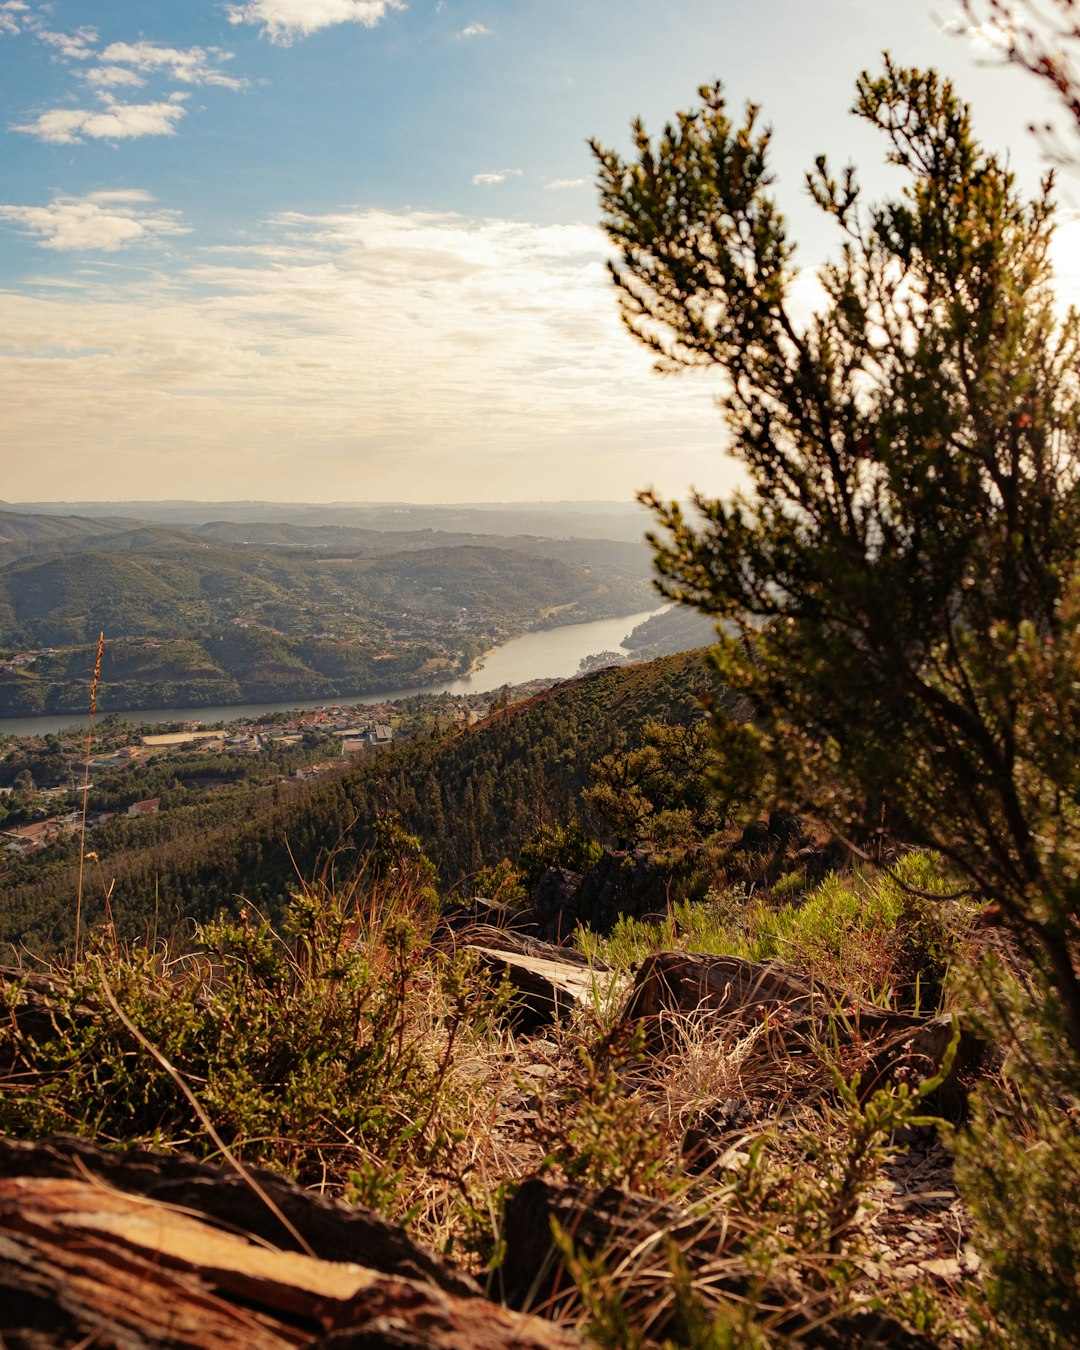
[0,684,546,860]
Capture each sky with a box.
[0,0,1076,506]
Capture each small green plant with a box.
[470,857,528,905]
[769,869,805,904]
[544,1036,959,1346]
[533,1021,675,1194]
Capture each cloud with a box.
[0,189,188,251]
[471,168,523,185]
[13,96,188,144]
[81,65,147,90]
[226,0,405,44]
[34,25,99,59]
[9,22,244,145]
[458,23,489,38]
[0,1,28,37]
[0,207,732,502]
[545,178,585,191]
[97,41,246,89]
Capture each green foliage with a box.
[951,958,1080,1346]
[0,878,491,1224]
[471,857,529,905]
[547,1033,958,1347]
[593,60,1080,1050]
[518,822,603,889]
[579,852,973,1013]
[0,651,711,956]
[582,719,724,849]
[534,1022,673,1193]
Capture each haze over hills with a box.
[0,500,655,544]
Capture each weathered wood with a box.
[621,951,873,1033]
[0,1135,477,1295]
[464,944,615,1031]
[0,1138,582,1350]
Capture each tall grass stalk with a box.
[74,631,104,964]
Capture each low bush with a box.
[0,871,506,1241]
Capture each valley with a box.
[0,508,658,717]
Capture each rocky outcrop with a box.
[0,1136,581,1350]
[621,951,995,1114]
[432,926,615,1031]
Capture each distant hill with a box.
[191,521,653,575]
[0,539,657,714]
[622,605,720,660]
[0,510,145,566]
[0,543,630,647]
[1,499,654,543]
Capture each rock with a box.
[0,1134,477,1295]
[464,945,615,1032]
[574,849,673,934]
[0,1136,582,1350]
[863,1014,998,1117]
[621,953,995,1112]
[530,868,584,943]
[621,950,861,1041]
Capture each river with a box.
[0,608,665,739]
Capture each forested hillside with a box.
[0,650,714,953]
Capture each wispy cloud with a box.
[97,41,246,90]
[81,66,147,91]
[0,208,728,501]
[13,95,189,144]
[0,189,188,250]
[33,24,98,59]
[226,0,405,44]
[9,18,245,140]
[471,168,523,185]
[0,1,29,37]
[459,23,489,38]
[545,178,585,190]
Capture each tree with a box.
[582,719,723,848]
[957,1,1080,144]
[591,59,1080,1051]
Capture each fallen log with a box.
[0,1136,581,1350]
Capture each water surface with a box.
[0,608,664,738]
